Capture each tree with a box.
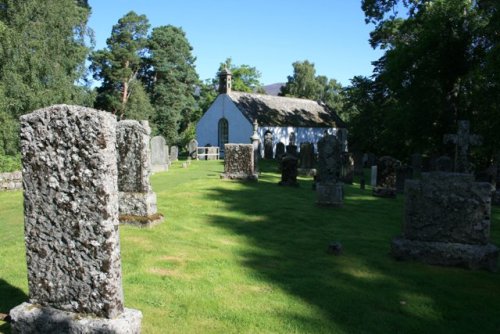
[280,60,345,117]
[0,0,93,156]
[148,25,199,145]
[90,11,150,119]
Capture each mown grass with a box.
[1,159,500,333]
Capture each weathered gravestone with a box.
[117,120,163,227]
[150,135,168,173]
[206,146,219,160]
[278,153,299,186]
[275,142,285,160]
[10,105,142,333]
[443,120,482,173]
[373,156,400,198]
[188,139,198,159]
[170,145,179,162]
[264,130,274,159]
[316,134,343,206]
[298,142,315,176]
[164,144,171,166]
[220,144,257,181]
[391,172,498,271]
[395,164,413,194]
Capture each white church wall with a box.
[196,94,253,147]
[257,126,336,155]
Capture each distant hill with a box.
[263,83,285,96]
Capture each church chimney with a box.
[218,67,232,94]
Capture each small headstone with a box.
[278,153,299,186]
[264,130,273,159]
[170,145,179,162]
[395,164,413,194]
[151,136,168,172]
[117,120,163,227]
[11,105,141,333]
[316,134,343,206]
[391,172,499,271]
[188,138,198,159]
[206,146,219,160]
[443,120,482,173]
[372,156,400,198]
[220,144,257,181]
[275,142,285,160]
[370,166,377,187]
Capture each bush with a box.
[0,153,21,172]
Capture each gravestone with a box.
[410,153,422,177]
[365,153,377,167]
[206,146,219,160]
[289,131,296,146]
[221,144,257,181]
[370,166,377,187]
[339,153,354,184]
[188,138,198,159]
[286,144,298,157]
[264,130,274,159]
[170,145,179,162]
[391,172,498,271]
[316,134,343,206]
[395,164,413,194]
[275,142,285,160]
[278,153,299,186]
[299,142,315,170]
[372,156,400,198]
[336,128,348,153]
[164,145,171,166]
[11,105,141,333]
[117,120,163,227]
[444,120,482,173]
[150,135,168,172]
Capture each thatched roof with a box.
[227,91,346,128]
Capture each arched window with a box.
[218,118,229,148]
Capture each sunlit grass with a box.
[1,159,499,333]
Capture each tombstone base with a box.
[297,168,316,177]
[119,213,164,228]
[391,237,499,271]
[119,191,157,217]
[10,303,142,334]
[372,186,397,198]
[220,172,258,181]
[151,164,168,173]
[316,182,343,207]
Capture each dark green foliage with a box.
[148,25,199,146]
[218,58,264,93]
[353,0,500,163]
[0,0,93,155]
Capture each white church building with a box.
[195,69,346,156]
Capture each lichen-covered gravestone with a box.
[150,135,168,172]
[220,144,257,181]
[10,105,142,333]
[316,134,343,206]
[391,172,499,271]
[372,156,400,198]
[117,120,163,227]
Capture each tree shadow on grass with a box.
[204,165,500,333]
[0,279,27,334]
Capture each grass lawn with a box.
[1,159,500,333]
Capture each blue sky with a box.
[87,0,382,86]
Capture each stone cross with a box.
[443,120,482,173]
[11,105,142,333]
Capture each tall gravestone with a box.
[444,120,482,173]
[10,105,142,333]
[299,142,315,174]
[391,172,498,271]
[220,144,257,181]
[117,120,163,227]
[264,130,274,159]
[372,156,400,198]
[170,145,179,162]
[316,134,343,206]
[150,135,168,172]
[188,139,198,159]
[275,142,285,160]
